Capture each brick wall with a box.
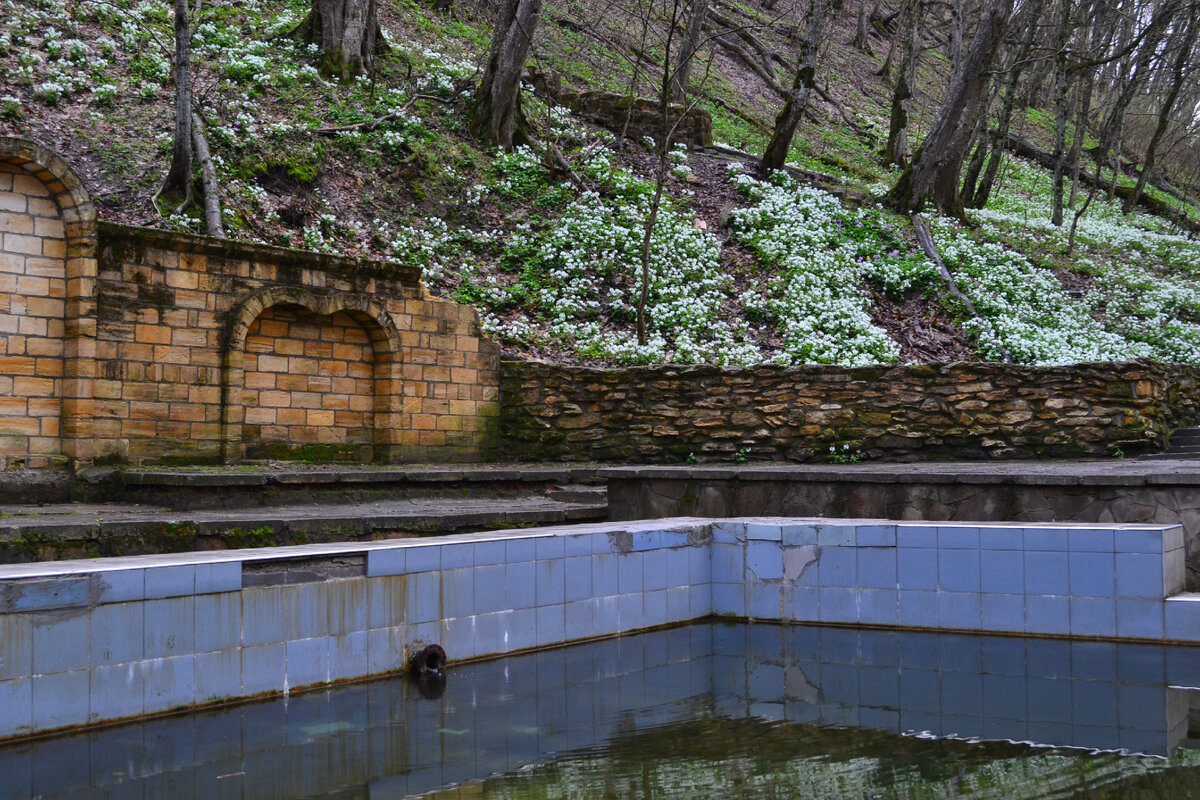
[0,136,500,469]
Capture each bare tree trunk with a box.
[290,0,386,81]
[671,0,710,103]
[161,0,193,203]
[883,0,921,166]
[761,0,828,172]
[1123,8,1198,213]
[886,0,1012,215]
[949,0,963,78]
[192,112,225,239]
[472,0,543,150]
[854,0,871,51]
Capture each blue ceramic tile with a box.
[819,587,857,623]
[441,543,473,569]
[1165,598,1200,642]
[981,593,1025,632]
[1026,675,1072,721]
[535,558,566,606]
[0,676,30,738]
[473,564,506,614]
[711,543,744,584]
[1070,552,1115,597]
[0,615,31,680]
[1116,643,1166,684]
[471,610,508,656]
[938,526,980,550]
[666,549,690,587]
[816,525,854,547]
[666,585,691,621]
[858,664,900,708]
[1068,641,1118,682]
[1025,551,1069,595]
[746,522,783,541]
[241,642,285,695]
[195,649,241,703]
[506,561,537,610]
[940,592,982,630]
[506,538,537,563]
[979,527,1023,551]
[143,654,196,714]
[285,637,329,689]
[631,530,662,551]
[535,535,566,560]
[897,548,937,591]
[982,673,1027,719]
[1025,527,1069,552]
[859,589,898,625]
[1166,645,1200,686]
[1025,594,1070,635]
[144,565,195,599]
[858,525,896,547]
[1115,553,1163,599]
[690,584,713,618]
[617,593,643,629]
[782,525,818,546]
[442,567,475,619]
[33,614,88,674]
[857,630,900,667]
[980,550,1024,594]
[747,541,783,581]
[564,534,592,557]
[563,556,593,603]
[474,539,507,565]
[897,525,938,548]
[643,549,668,591]
[748,584,780,618]
[92,602,145,666]
[938,635,983,673]
[593,554,619,597]
[897,669,939,711]
[897,590,938,628]
[938,549,980,593]
[407,571,442,624]
[712,521,744,543]
[660,529,690,548]
[1117,684,1169,731]
[328,630,369,681]
[818,547,856,587]
[405,545,441,574]
[367,548,405,577]
[644,589,668,627]
[195,562,241,595]
[712,583,745,617]
[785,585,819,621]
[1069,528,1114,553]
[31,671,89,731]
[504,607,537,650]
[144,596,195,659]
[196,592,241,653]
[940,672,983,716]
[95,569,145,604]
[689,545,711,585]
[1114,529,1163,553]
[617,553,643,594]
[564,599,594,640]
[858,548,897,589]
[1070,596,1116,637]
[536,604,566,647]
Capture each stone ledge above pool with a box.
[0,516,1195,741]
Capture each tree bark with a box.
[885,0,1012,215]
[1123,8,1198,213]
[761,0,829,172]
[191,112,225,239]
[291,0,386,81]
[161,0,193,203]
[949,0,963,79]
[883,0,920,166]
[472,0,543,150]
[671,0,710,103]
[854,0,871,51]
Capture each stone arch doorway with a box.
[222,288,403,463]
[0,137,96,469]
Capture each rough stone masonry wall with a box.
[501,361,1200,461]
[0,136,500,471]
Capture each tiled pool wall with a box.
[5,623,1199,800]
[0,516,1198,741]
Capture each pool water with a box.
[4,622,1200,799]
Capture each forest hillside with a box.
[2,0,1199,367]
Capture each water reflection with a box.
[3,623,1199,799]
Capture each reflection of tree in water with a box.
[422,716,1200,800]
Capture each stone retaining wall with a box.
[501,361,1200,462]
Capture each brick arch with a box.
[221,287,404,462]
[0,136,98,469]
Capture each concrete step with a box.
[0,494,609,564]
[74,464,607,510]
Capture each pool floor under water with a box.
[4,621,1200,799]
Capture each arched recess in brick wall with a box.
[0,137,97,469]
[221,287,404,462]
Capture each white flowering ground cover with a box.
[3,0,1200,370]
